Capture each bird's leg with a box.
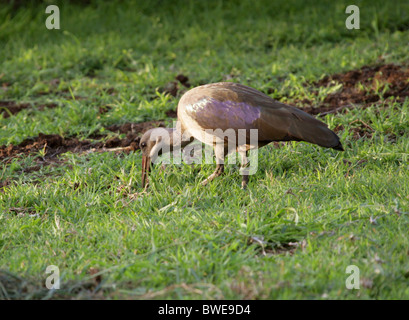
[201,142,226,186]
[201,163,224,186]
[239,149,250,189]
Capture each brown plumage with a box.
[140,82,343,188]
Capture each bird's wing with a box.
[179,82,342,149]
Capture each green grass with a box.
[1,0,409,299]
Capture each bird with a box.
[139,82,343,189]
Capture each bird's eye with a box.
[141,142,146,148]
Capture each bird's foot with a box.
[241,174,249,190]
[201,172,218,186]
[201,164,224,186]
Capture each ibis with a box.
[140,82,343,188]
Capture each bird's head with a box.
[140,127,175,188]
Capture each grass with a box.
[1,0,409,299]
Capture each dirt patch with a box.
[104,120,166,149]
[99,87,116,96]
[159,74,191,97]
[105,120,165,135]
[159,81,179,97]
[0,101,31,118]
[156,74,190,115]
[0,121,166,172]
[98,105,112,114]
[175,74,191,88]
[38,103,58,111]
[0,178,11,193]
[290,64,409,115]
[165,109,177,118]
[0,101,58,118]
[333,119,374,140]
[1,133,96,162]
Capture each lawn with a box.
[0,0,409,299]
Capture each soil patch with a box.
[103,120,166,149]
[290,64,409,115]
[175,74,191,88]
[105,120,165,135]
[0,121,166,171]
[333,120,374,140]
[0,178,11,193]
[165,109,178,118]
[0,101,31,118]
[98,105,112,114]
[159,74,191,97]
[0,101,58,118]
[1,133,98,163]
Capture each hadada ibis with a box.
[140,82,343,189]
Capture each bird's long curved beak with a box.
[141,155,151,188]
